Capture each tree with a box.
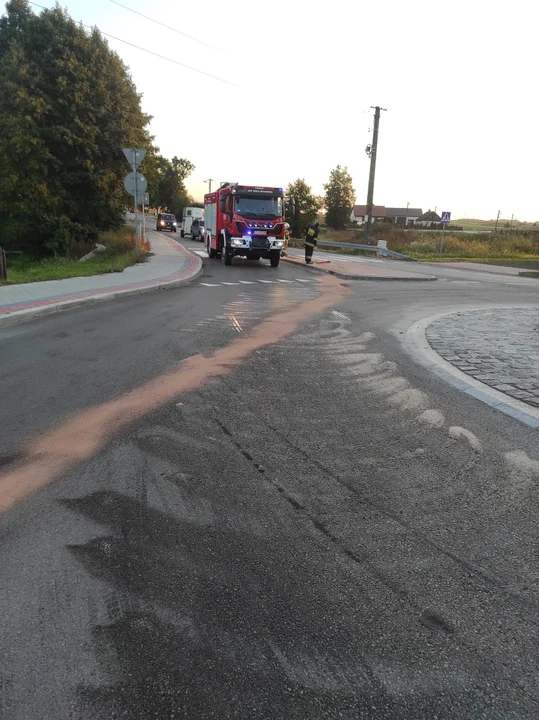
[324,165,355,230]
[0,0,154,253]
[157,156,194,217]
[285,179,322,238]
[142,153,194,217]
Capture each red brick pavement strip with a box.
[0,244,202,326]
[281,254,437,281]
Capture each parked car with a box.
[191,217,205,242]
[156,213,177,232]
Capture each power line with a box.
[109,0,230,57]
[27,2,238,87]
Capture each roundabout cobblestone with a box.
[426,307,539,409]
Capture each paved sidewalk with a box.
[0,231,201,325]
[434,261,522,275]
[282,252,437,281]
[426,307,539,409]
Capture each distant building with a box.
[384,207,423,226]
[416,210,442,228]
[350,205,423,226]
[349,205,386,225]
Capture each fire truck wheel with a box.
[270,250,281,267]
[208,239,217,259]
[223,247,232,266]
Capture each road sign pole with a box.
[439,211,450,259]
[123,148,147,257]
[439,224,445,260]
[134,166,139,258]
[141,192,145,247]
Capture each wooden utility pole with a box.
[364,106,386,245]
[495,209,502,232]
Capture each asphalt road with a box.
[1,233,539,719]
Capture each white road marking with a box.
[229,314,243,333]
[449,281,482,285]
[226,314,261,319]
[332,310,351,322]
[194,250,209,257]
[289,249,384,264]
[197,278,316,289]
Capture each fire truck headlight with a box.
[232,238,244,246]
[274,240,284,248]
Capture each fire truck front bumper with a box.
[230,236,285,251]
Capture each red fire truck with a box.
[204,183,287,267]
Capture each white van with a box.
[181,207,204,238]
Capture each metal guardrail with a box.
[291,239,411,261]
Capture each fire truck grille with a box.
[251,236,270,249]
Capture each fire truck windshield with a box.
[235,196,283,219]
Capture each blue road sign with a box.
[441,211,451,224]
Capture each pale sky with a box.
[11,0,539,220]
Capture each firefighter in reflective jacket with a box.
[304,222,319,264]
[282,223,290,256]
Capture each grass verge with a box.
[293,228,539,266]
[1,228,150,285]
